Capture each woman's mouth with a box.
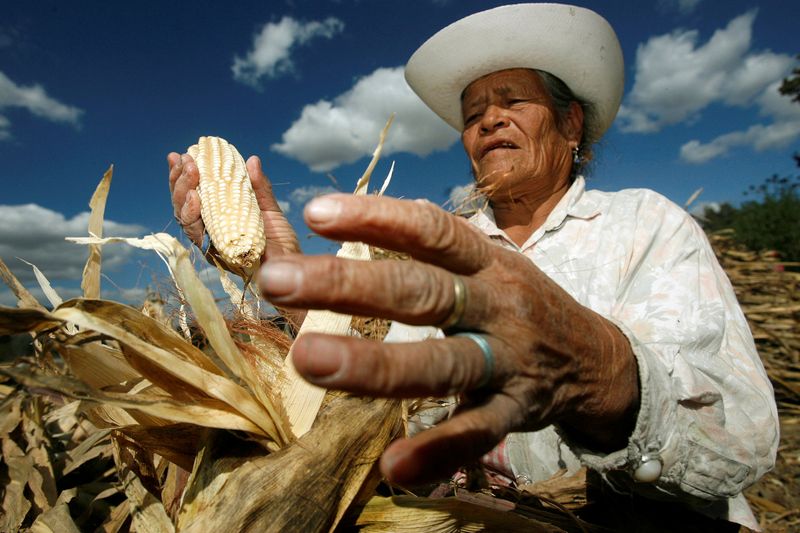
[481,140,519,158]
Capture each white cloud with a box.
[277,199,290,213]
[688,201,720,220]
[272,67,460,172]
[0,71,83,139]
[445,182,488,214]
[0,284,162,309]
[680,81,800,163]
[658,0,703,15]
[620,11,782,132]
[617,11,799,163]
[0,204,147,287]
[0,284,83,309]
[678,0,702,14]
[289,185,338,207]
[232,16,344,88]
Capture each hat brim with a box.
[404,3,624,142]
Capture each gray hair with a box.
[534,69,596,181]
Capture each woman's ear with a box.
[562,101,584,145]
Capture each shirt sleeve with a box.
[561,192,779,503]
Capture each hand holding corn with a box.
[168,140,300,275]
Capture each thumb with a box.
[246,155,285,214]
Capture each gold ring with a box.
[438,275,467,330]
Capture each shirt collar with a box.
[469,176,602,247]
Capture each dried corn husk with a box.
[282,115,393,438]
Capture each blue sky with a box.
[1,0,798,307]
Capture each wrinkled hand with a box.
[258,194,639,486]
[167,152,300,262]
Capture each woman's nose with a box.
[480,104,509,133]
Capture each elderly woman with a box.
[168,4,778,530]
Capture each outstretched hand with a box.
[258,194,639,486]
[167,152,301,262]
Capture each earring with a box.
[572,146,581,165]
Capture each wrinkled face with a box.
[460,69,581,200]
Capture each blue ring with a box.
[454,332,494,389]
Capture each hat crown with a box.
[405,3,624,142]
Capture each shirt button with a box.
[634,457,662,483]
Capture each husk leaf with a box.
[282,115,393,438]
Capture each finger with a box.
[303,194,492,274]
[290,333,503,397]
[180,190,205,246]
[246,155,284,214]
[246,156,301,257]
[171,154,200,218]
[167,152,182,195]
[380,395,522,485]
[258,254,491,328]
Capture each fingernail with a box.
[305,197,342,224]
[380,453,397,479]
[304,350,343,379]
[294,336,345,381]
[259,262,302,297]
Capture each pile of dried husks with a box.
[708,231,800,532]
[0,146,797,531]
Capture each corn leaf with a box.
[354,495,566,532]
[0,257,44,310]
[1,365,266,435]
[60,342,140,390]
[1,437,33,531]
[0,306,62,335]
[18,258,63,309]
[29,503,82,533]
[82,165,113,299]
[53,299,282,441]
[119,423,205,472]
[66,234,292,445]
[112,435,175,533]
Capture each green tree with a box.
[699,202,739,233]
[699,173,800,262]
[779,55,800,103]
[733,174,800,262]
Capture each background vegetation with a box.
[699,60,800,264]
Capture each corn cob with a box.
[187,136,266,278]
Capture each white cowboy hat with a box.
[404,3,624,142]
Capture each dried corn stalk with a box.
[188,136,266,279]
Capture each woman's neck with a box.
[489,181,571,247]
